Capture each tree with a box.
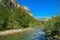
[0,0,36,30]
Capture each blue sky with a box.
[17,0,60,18]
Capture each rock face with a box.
[11,0,20,7]
[0,0,20,7]
[0,0,12,7]
[11,0,17,7]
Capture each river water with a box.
[29,27,46,40]
[0,27,46,40]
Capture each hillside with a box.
[0,0,36,30]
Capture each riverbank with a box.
[0,27,46,40]
[0,27,33,36]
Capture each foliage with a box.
[0,1,36,30]
[45,16,60,31]
[54,16,60,31]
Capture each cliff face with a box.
[0,0,13,8]
[0,0,20,8]
[11,0,17,7]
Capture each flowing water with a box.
[0,27,46,40]
[29,27,46,40]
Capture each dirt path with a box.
[0,28,33,36]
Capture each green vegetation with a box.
[45,16,60,31]
[0,0,36,30]
[44,16,60,40]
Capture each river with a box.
[29,27,46,40]
[0,27,46,40]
